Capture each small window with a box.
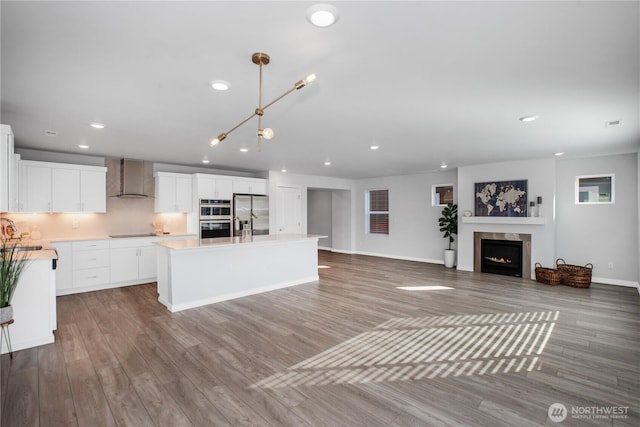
[366,189,389,235]
[432,184,454,206]
[575,174,615,204]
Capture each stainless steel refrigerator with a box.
[233,194,269,236]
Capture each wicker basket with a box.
[534,263,562,286]
[556,258,593,288]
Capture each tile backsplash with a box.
[6,196,187,240]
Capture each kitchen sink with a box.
[0,245,43,252]
[109,233,158,238]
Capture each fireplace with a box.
[473,232,532,279]
[481,239,523,277]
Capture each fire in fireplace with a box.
[480,239,523,277]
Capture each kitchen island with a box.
[1,247,57,354]
[154,234,322,312]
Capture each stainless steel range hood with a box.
[110,159,153,198]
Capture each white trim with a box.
[1,333,54,355]
[591,276,640,292]
[330,248,354,254]
[56,279,149,296]
[318,245,332,251]
[353,250,443,265]
[162,275,319,312]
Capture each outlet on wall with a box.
[72,220,79,229]
[607,261,614,269]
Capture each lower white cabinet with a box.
[110,239,157,284]
[70,239,110,290]
[53,234,194,295]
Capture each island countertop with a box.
[154,233,324,250]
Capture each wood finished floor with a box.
[1,251,639,426]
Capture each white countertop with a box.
[155,234,325,250]
[48,232,197,242]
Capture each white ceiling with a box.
[1,1,638,179]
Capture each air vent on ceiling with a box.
[606,120,620,127]
[44,130,58,136]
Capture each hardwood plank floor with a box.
[1,250,639,426]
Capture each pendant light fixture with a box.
[210,52,316,151]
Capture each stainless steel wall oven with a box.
[199,199,232,238]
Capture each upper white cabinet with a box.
[232,178,268,195]
[0,124,16,212]
[154,172,193,212]
[194,174,233,200]
[19,161,107,213]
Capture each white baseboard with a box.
[164,275,320,313]
[592,276,640,294]
[318,246,332,251]
[351,250,443,265]
[1,333,54,354]
[330,248,354,254]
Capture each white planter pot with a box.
[0,305,13,324]
[443,249,456,268]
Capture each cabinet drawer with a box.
[71,240,109,251]
[72,249,109,269]
[72,267,110,288]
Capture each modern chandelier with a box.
[210,52,316,151]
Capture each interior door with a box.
[276,185,301,234]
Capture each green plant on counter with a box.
[0,238,31,308]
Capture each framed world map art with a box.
[475,180,528,217]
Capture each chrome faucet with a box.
[0,218,18,239]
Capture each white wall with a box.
[307,189,333,249]
[457,158,556,274]
[353,170,458,263]
[556,153,638,287]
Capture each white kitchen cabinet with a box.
[20,162,52,212]
[194,174,233,200]
[51,242,73,292]
[110,241,157,284]
[0,124,16,212]
[155,172,193,212]
[20,160,106,213]
[70,240,110,289]
[232,178,267,195]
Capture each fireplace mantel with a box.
[462,217,547,225]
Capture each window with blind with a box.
[366,189,389,235]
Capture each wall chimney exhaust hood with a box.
[114,159,153,198]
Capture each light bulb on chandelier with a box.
[210,52,315,150]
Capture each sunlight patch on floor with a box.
[396,285,454,291]
[251,310,559,389]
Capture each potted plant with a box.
[0,238,30,324]
[438,203,458,268]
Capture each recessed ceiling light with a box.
[440,162,448,169]
[519,115,538,123]
[90,122,105,129]
[78,144,89,149]
[240,148,249,153]
[370,145,380,150]
[281,168,287,173]
[324,161,332,166]
[210,80,230,91]
[202,156,210,164]
[307,4,339,27]
[554,152,565,156]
